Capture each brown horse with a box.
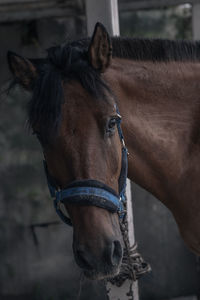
[7,22,200,280]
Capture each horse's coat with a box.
[7,23,200,279]
[106,59,200,256]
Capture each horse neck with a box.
[106,58,200,207]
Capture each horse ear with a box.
[7,51,38,90]
[88,22,112,73]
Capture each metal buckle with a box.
[116,113,122,120]
[121,138,125,148]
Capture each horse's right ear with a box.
[7,51,38,90]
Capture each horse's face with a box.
[8,23,123,279]
[46,81,123,279]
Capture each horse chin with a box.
[83,266,120,280]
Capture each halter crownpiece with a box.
[43,106,128,226]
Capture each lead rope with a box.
[107,194,151,288]
[106,113,151,289]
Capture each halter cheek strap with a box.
[43,107,128,226]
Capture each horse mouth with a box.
[73,239,123,280]
[83,265,121,280]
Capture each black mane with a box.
[26,37,200,138]
[77,37,200,62]
[112,37,200,62]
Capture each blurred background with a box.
[0,0,200,299]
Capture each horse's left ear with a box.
[7,51,38,90]
[88,22,112,73]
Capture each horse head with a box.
[7,23,126,280]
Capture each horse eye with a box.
[109,118,117,129]
[106,117,118,135]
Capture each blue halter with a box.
[44,109,128,226]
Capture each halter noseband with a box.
[43,108,128,226]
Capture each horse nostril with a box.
[76,249,93,270]
[110,240,122,266]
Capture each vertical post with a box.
[86,0,119,36]
[85,0,139,299]
[192,3,200,40]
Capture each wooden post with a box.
[85,0,139,299]
[192,3,200,40]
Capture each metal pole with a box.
[85,0,139,299]
[86,0,119,36]
[192,3,200,40]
